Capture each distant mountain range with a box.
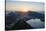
[6,11,44,21]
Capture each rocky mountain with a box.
[5,11,45,30]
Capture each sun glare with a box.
[19,6,29,12]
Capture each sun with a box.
[19,5,29,12]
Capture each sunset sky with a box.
[6,0,44,12]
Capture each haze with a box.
[6,0,44,13]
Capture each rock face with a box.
[12,18,33,30]
[5,11,44,30]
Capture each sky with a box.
[6,0,44,13]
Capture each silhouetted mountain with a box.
[5,11,44,30]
